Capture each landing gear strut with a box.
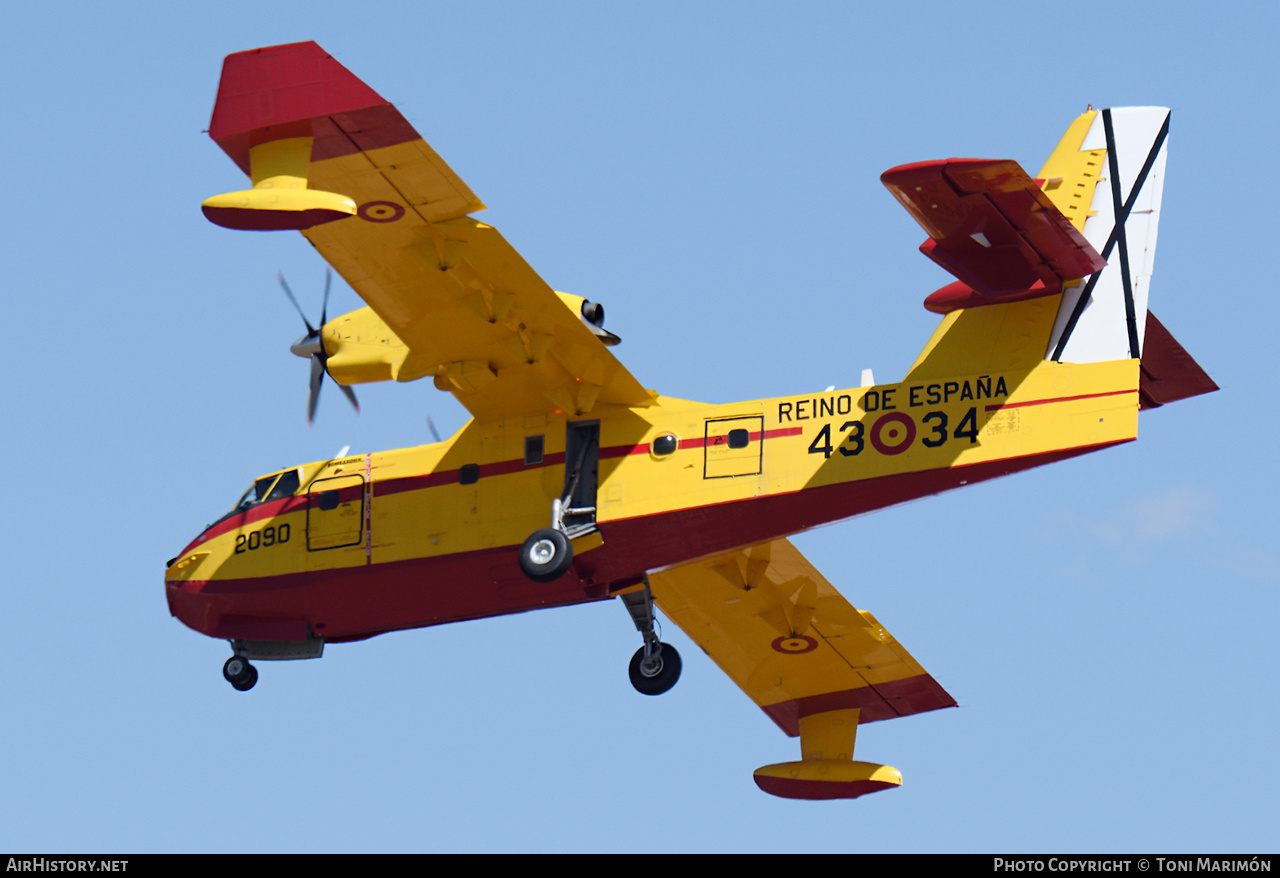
[222,655,258,691]
[518,421,599,583]
[620,579,681,695]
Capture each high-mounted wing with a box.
[882,158,1107,313]
[648,538,954,798]
[649,537,954,733]
[204,42,653,420]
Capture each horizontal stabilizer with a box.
[882,158,1106,299]
[1139,311,1219,409]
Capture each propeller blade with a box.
[426,415,443,443]
[278,272,316,334]
[287,268,359,424]
[320,267,332,327]
[307,354,325,424]
[335,377,360,413]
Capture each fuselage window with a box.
[652,433,678,456]
[525,435,544,466]
[459,464,480,485]
[727,429,750,449]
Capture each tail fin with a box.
[1047,107,1170,363]
[899,107,1183,383]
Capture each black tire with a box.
[629,643,682,695]
[223,656,252,684]
[518,528,574,582]
[231,664,258,692]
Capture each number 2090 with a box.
[235,524,290,554]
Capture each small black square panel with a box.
[525,435,544,465]
[459,464,480,485]
[727,429,750,449]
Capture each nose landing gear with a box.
[218,636,324,691]
[222,655,258,691]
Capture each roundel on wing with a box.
[357,201,406,223]
[771,635,818,654]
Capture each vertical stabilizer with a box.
[1048,107,1170,363]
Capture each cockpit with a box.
[231,468,303,513]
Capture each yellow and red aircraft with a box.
[169,42,1217,800]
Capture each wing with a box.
[647,538,955,736]
[205,41,653,420]
[882,158,1107,312]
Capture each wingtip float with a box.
[178,42,1216,801]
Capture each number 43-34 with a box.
[807,408,978,458]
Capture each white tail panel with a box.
[1048,107,1170,363]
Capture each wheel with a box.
[223,656,257,690]
[230,664,258,691]
[518,528,574,582]
[629,643,682,695]
[223,655,252,684]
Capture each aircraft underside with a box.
[178,41,1216,800]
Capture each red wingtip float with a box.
[176,43,1216,799]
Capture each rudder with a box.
[1047,107,1171,364]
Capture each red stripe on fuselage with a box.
[170,440,1124,643]
[985,388,1136,412]
[678,426,803,450]
[185,428,808,551]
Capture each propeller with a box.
[279,269,360,424]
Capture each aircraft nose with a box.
[290,331,323,359]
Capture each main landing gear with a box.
[519,527,573,583]
[222,655,258,691]
[629,642,681,695]
[518,421,600,583]
[620,579,681,696]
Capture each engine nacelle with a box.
[321,306,412,385]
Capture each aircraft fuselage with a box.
[166,358,1138,645]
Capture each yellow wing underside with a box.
[300,135,652,421]
[648,538,956,736]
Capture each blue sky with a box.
[3,1,1276,852]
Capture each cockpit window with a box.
[231,469,301,514]
[264,468,301,502]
